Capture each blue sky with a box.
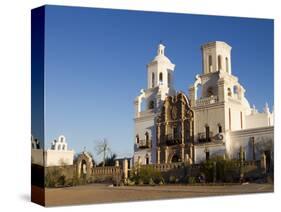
[44,5,274,161]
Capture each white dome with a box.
[152,54,172,63]
[151,43,173,64]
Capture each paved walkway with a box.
[45,183,273,206]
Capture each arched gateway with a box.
[76,152,94,179]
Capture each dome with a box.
[152,54,172,63]
[151,43,173,64]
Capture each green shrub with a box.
[169,175,176,184]
[187,176,196,184]
[149,178,155,185]
[130,166,163,185]
[200,156,240,183]
[58,175,66,186]
[200,160,215,182]
[45,167,76,187]
[45,167,62,187]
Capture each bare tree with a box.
[95,138,111,167]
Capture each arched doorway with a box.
[171,154,180,163]
[76,152,94,179]
[80,159,87,179]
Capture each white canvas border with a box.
[0,0,279,211]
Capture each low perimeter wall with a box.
[140,160,265,183]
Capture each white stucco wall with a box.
[226,102,245,131]
[45,149,74,167]
[194,143,226,164]
[193,104,225,140]
[133,149,152,165]
[31,149,74,167]
[245,112,273,129]
[228,126,274,160]
[134,115,155,164]
[31,149,44,166]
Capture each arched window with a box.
[168,72,171,86]
[227,88,232,96]
[233,85,238,94]
[148,100,154,109]
[225,57,229,73]
[152,73,155,88]
[208,55,212,73]
[207,86,214,97]
[159,72,163,82]
[196,84,202,100]
[205,125,210,142]
[62,144,65,150]
[136,135,139,144]
[60,137,64,142]
[145,132,149,142]
[146,154,149,164]
[58,144,61,150]
[173,127,177,139]
[218,124,222,133]
[218,55,222,70]
[206,151,210,160]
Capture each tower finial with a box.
[157,42,165,56]
[264,102,270,114]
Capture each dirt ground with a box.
[44,183,273,206]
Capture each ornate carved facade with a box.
[156,92,194,164]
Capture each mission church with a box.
[133,41,274,166]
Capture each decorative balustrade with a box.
[141,162,184,172]
[243,160,260,167]
[196,95,218,107]
[92,166,122,176]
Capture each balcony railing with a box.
[197,132,213,143]
[137,139,151,149]
[196,95,218,107]
[165,134,181,146]
[197,132,225,143]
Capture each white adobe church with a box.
[133,41,274,165]
[31,135,74,167]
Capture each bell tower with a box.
[147,43,175,89]
[201,41,232,75]
[134,43,176,165]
